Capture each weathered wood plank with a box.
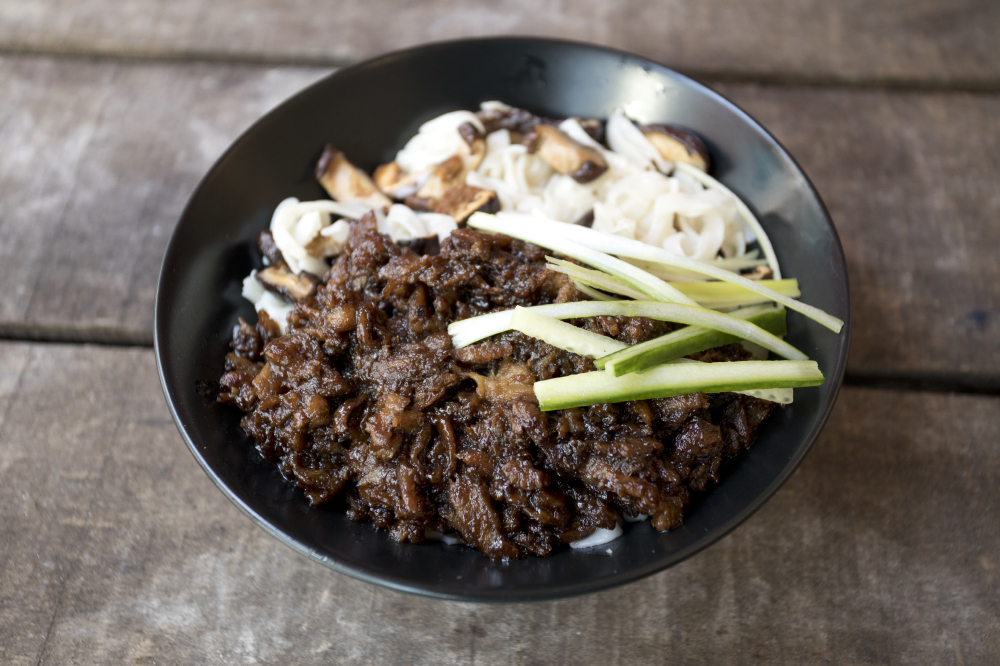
[719,84,1000,376]
[1,56,998,375]
[0,57,328,343]
[0,343,997,664]
[0,0,998,85]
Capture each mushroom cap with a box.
[525,125,608,184]
[315,144,392,208]
[638,124,711,172]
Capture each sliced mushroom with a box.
[456,122,486,171]
[372,161,428,199]
[434,185,499,224]
[403,193,434,212]
[477,105,548,136]
[315,144,392,209]
[744,264,774,281]
[400,150,497,222]
[256,229,285,266]
[574,117,605,144]
[477,105,604,144]
[573,209,595,228]
[373,122,485,204]
[457,122,481,148]
[256,265,319,302]
[524,125,608,183]
[303,233,341,259]
[412,154,467,203]
[638,124,711,172]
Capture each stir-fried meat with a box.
[219,217,776,559]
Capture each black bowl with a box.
[155,37,850,602]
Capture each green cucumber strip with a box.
[510,306,626,358]
[739,340,771,360]
[673,161,782,279]
[547,260,649,300]
[468,212,699,306]
[449,303,580,348]
[670,279,800,309]
[598,306,787,376]
[572,280,619,301]
[555,258,800,309]
[712,253,767,270]
[740,387,794,404]
[533,360,823,411]
[623,256,764,282]
[448,300,806,360]
[478,212,844,333]
[668,357,793,403]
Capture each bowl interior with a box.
[155,37,850,602]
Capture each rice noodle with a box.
[569,520,624,548]
[465,104,753,264]
[241,269,294,334]
[269,197,369,275]
[395,110,485,174]
[381,203,457,242]
[267,197,457,277]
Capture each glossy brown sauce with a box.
[218,216,775,559]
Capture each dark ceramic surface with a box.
[155,37,850,602]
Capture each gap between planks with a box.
[1,42,1000,95]
[0,323,153,348]
[1,325,997,396]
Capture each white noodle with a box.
[245,198,457,322]
[462,104,754,264]
[241,270,294,334]
[569,520,624,548]
[605,109,673,173]
[381,203,457,242]
[395,110,485,174]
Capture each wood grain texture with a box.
[0,0,998,85]
[718,84,1000,376]
[1,57,998,375]
[0,343,997,664]
[0,57,328,343]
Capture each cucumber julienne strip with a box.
[547,260,649,300]
[652,249,763,274]
[711,254,768,270]
[510,307,626,358]
[507,308,795,405]
[670,279,800,309]
[673,161,782,280]
[448,300,807,360]
[533,360,823,411]
[740,386,794,404]
[667,357,794,404]
[572,280,619,301]
[468,212,699,306]
[476,212,844,333]
[551,257,802,309]
[597,305,787,376]
[622,255,762,283]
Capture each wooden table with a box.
[1,2,998,663]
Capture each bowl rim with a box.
[154,35,851,602]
